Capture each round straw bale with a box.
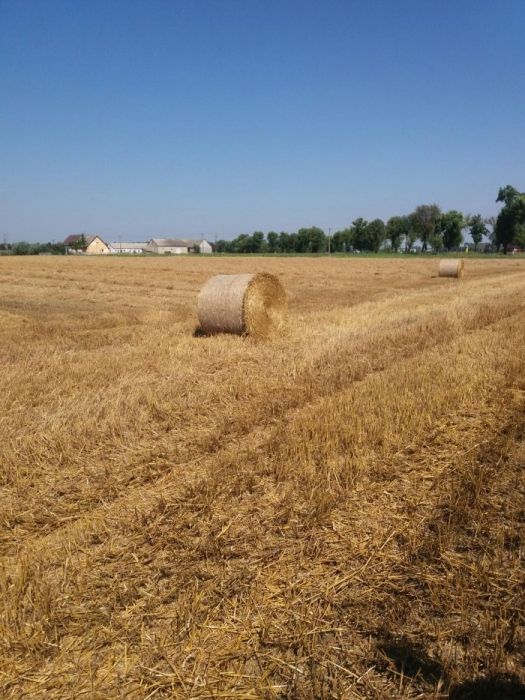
[197,273,287,338]
[438,258,464,279]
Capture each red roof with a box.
[64,234,83,245]
[63,234,107,247]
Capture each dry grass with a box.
[0,255,524,699]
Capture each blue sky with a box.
[1,0,524,242]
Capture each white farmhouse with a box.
[63,234,110,255]
[146,238,213,254]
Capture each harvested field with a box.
[0,255,524,699]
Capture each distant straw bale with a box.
[438,258,464,279]
[197,273,287,338]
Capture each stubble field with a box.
[0,255,524,699]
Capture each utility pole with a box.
[328,227,331,255]
[119,234,122,253]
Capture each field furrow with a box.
[0,256,524,699]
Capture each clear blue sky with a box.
[1,0,524,242]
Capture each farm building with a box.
[146,238,213,254]
[63,235,110,255]
[108,242,146,254]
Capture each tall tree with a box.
[278,232,297,252]
[515,222,525,249]
[386,215,410,252]
[409,204,442,251]
[267,231,279,253]
[331,230,344,252]
[440,210,465,251]
[332,228,353,252]
[214,239,232,253]
[496,185,521,206]
[495,209,517,252]
[251,232,265,253]
[468,214,488,250]
[494,185,525,252]
[366,219,386,252]
[296,227,326,253]
[351,218,369,251]
[230,234,251,253]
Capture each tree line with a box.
[0,241,66,255]
[215,185,524,254]
[215,210,483,254]
[3,185,524,255]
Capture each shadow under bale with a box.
[449,674,525,699]
[375,632,444,683]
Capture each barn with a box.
[108,242,146,254]
[146,238,213,254]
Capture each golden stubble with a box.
[0,254,524,698]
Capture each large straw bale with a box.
[438,258,464,279]
[197,272,287,337]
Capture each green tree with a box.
[332,228,353,252]
[515,223,525,249]
[70,234,87,251]
[468,214,488,250]
[215,239,232,253]
[495,209,516,252]
[496,185,521,206]
[440,210,465,251]
[349,218,385,252]
[350,218,369,251]
[331,230,345,252]
[278,232,296,252]
[230,234,250,253]
[251,231,265,253]
[50,242,66,255]
[495,185,525,252]
[288,233,298,252]
[296,227,326,253]
[343,227,354,251]
[409,204,442,251]
[12,241,32,255]
[428,230,443,252]
[267,231,279,253]
[366,218,386,252]
[386,215,410,252]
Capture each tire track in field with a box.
[1,272,522,533]
[0,286,523,558]
[3,312,523,698]
[1,297,521,564]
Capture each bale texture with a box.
[438,258,464,279]
[197,273,287,337]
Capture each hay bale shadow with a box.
[193,325,207,337]
[192,325,244,339]
[449,674,525,699]
[376,632,443,683]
